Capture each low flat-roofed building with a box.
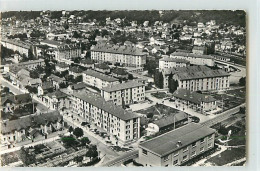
[146,111,188,135]
[101,81,145,106]
[170,52,215,67]
[172,89,217,114]
[82,69,119,89]
[139,123,216,166]
[17,59,45,71]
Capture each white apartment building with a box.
[101,81,145,106]
[82,69,120,89]
[91,43,147,67]
[159,57,190,71]
[68,92,140,145]
[54,44,81,61]
[162,66,230,91]
[170,52,215,67]
[1,38,31,56]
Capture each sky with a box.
[0,0,254,11]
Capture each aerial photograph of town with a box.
[0,10,246,167]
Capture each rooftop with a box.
[83,69,119,82]
[153,112,188,129]
[159,57,190,63]
[139,123,216,157]
[2,93,32,106]
[111,67,129,76]
[101,81,144,92]
[72,91,139,121]
[173,89,216,104]
[1,111,62,134]
[170,52,214,59]
[92,43,146,56]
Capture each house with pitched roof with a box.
[172,89,217,114]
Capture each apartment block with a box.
[159,57,190,71]
[101,81,145,106]
[138,123,215,166]
[68,91,140,145]
[91,43,147,67]
[162,66,230,91]
[170,52,215,67]
[82,69,120,89]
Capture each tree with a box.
[3,87,9,93]
[59,82,68,88]
[74,156,84,163]
[81,137,91,145]
[154,69,164,89]
[25,86,38,94]
[86,145,99,161]
[128,74,134,80]
[69,126,74,134]
[168,73,179,93]
[73,127,84,138]
[239,77,246,86]
[147,113,154,119]
[101,29,109,37]
[19,147,36,166]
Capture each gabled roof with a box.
[1,93,32,106]
[46,90,67,99]
[69,66,84,73]
[95,63,110,70]
[153,112,188,129]
[1,111,62,134]
[111,68,128,76]
[139,123,216,157]
[70,82,87,90]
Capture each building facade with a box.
[162,66,230,91]
[159,57,190,71]
[82,69,120,89]
[170,52,215,67]
[138,123,215,166]
[1,38,31,57]
[67,92,140,145]
[172,89,217,114]
[91,43,147,67]
[101,81,145,106]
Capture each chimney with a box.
[177,141,182,147]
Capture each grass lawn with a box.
[151,92,170,99]
[136,104,179,116]
[206,147,246,166]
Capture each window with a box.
[183,146,188,152]
[208,134,214,140]
[200,147,204,152]
[173,159,178,165]
[208,143,212,148]
[191,151,196,157]
[173,152,179,157]
[142,149,147,155]
[200,138,205,143]
[163,155,169,162]
[192,142,196,148]
[183,155,188,161]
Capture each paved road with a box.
[201,103,245,127]
[63,116,120,160]
[101,149,139,167]
[0,78,25,95]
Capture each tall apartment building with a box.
[159,57,190,71]
[40,39,81,61]
[68,91,140,145]
[170,52,215,67]
[138,123,216,166]
[101,81,145,106]
[162,66,230,91]
[1,38,32,57]
[91,43,147,67]
[82,69,120,89]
